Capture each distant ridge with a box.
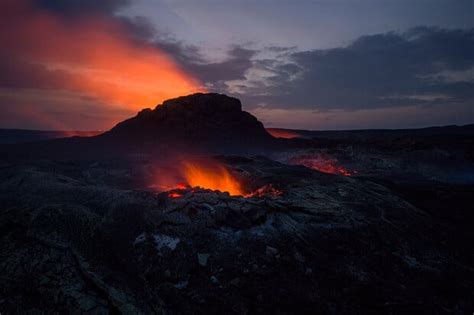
[97,93,276,153]
[267,124,474,140]
[0,129,102,144]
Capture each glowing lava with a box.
[152,159,244,196]
[289,154,357,176]
[181,161,244,196]
[244,184,283,198]
[153,159,284,198]
[168,192,185,198]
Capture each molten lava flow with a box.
[245,184,283,198]
[168,192,184,198]
[152,159,245,196]
[153,159,283,198]
[289,154,356,176]
[181,161,244,196]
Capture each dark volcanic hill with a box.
[0,93,279,159]
[102,93,274,152]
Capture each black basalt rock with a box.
[100,93,276,154]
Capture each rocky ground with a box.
[0,156,472,314]
[0,94,472,313]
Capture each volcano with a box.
[1,93,280,159]
[97,93,277,154]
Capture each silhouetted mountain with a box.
[0,93,279,159]
[98,93,275,153]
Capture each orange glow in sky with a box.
[1,0,204,128]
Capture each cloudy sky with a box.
[0,0,473,130]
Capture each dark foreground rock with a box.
[0,156,472,314]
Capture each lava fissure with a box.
[154,158,282,198]
[288,154,357,176]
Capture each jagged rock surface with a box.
[0,156,472,314]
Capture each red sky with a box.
[0,0,204,130]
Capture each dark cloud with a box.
[34,0,156,42]
[35,0,130,16]
[152,39,258,87]
[146,26,473,115]
[264,45,297,53]
[153,38,204,66]
[116,15,158,40]
[188,46,257,85]
[233,27,474,111]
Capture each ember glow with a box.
[289,154,357,176]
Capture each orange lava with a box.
[181,161,244,196]
[154,159,284,198]
[168,192,184,198]
[289,154,356,176]
[152,158,244,196]
[245,184,283,198]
